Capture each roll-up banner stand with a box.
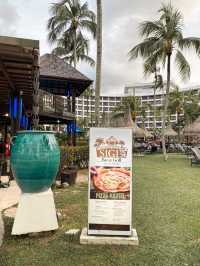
[88,128,133,236]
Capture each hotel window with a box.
[156,122,162,127]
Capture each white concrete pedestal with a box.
[80,228,139,246]
[12,189,58,235]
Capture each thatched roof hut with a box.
[40,53,92,96]
[164,126,178,137]
[110,108,147,138]
[183,117,200,136]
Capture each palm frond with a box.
[78,54,95,67]
[80,2,96,21]
[80,20,96,38]
[143,48,164,69]
[179,37,200,54]
[143,61,157,77]
[139,20,164,38]
[128,37,159,60]
[175,50,190,80]
[159,3,183,42]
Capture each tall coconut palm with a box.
[47,0,96,68]
[52,31,95,66]
[129,3,200,160]
[95,0,102,126]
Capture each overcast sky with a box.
[1,0,200,95]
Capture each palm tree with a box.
[129,3,200,160]
[95,0,102,126]
[114,96,141,122]
[184,90,200,124]
[168,86,184,141]
[47,0,96,68]
[52,32,95,66]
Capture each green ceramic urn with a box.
[11,131,60,193]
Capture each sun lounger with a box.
[191,147,200,166]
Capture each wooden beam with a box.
[0,56,33,64]
[0,58,16,91]
[0,51,33,61]
[4,62,33,70]
[0,36,39,49]
[6,68,32,75]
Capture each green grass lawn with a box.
[1,154,200,266]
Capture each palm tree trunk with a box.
[153,70,157,132]
[86,93,89,128]
[162,53,171,161]
[73,31,77,68]
[95,0,102,127]
[153,87,156,132]
[177,111,181,143]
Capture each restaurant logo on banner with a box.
[95,136,128,162]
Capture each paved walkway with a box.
[0,212,4,246]
[0,177,20,246]
[0,180,21,211]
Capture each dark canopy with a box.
[0,36,39,117]
[40,54,92,97]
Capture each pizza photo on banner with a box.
[90,166,131,199]
[88,128,133,236]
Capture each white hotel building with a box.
[65,83,200,130]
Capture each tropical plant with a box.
[183,90,200,124]
[113,96,141,122]
[95,0,102,126]
[129,2,200,160]
[139,102,149,129]
[168,86,184,141]
[52,31,95,66]
[47,0,96,68]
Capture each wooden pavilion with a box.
[0,36,40,136]
[0,36,92,145]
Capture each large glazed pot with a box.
[11,131,60,193]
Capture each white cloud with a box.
[0,0,19,35]
[1,0,200,95]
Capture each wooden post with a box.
[72,88,76,146]
[10,91,14,136]
[16,92,21,132]
[32,48,40,129]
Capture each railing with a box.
[39,89,75,120]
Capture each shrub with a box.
[60,145,89,169]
